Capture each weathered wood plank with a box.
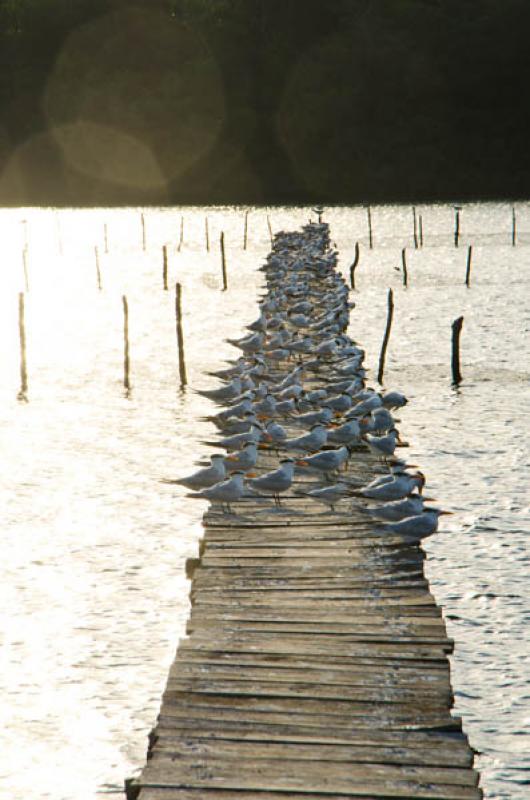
[149,735,474,767]
[138,757,482,798]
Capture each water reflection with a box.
[0,203,528,799]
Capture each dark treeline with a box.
[1,0,530,206]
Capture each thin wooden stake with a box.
[175,282,187,387]
[451,316,464,385]
[465,245,472,287]
[220,232,228,291]
[17,292,28,402]
[95,246,102,290]
[205,216,210,251]
[377,288,394,385]
[413,206,418,249]
[419,214,424,247]
[266,215,274,247]
[22,246,29,291]
[512,206,517,246]
[122,295,130,393]
[349,242,360,289]
[163,245,168,291]
[401,247,408,287]
[367,206,373,249]
[141,213,146,251]
[104,223,109,254]
[243,210,248,250]
[454,207,461,248]
[178,216,184,251]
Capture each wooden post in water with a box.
[419,214,424,247]
[122,295,131,393]
[220,232,228,291]
[175,282,187,388]
[451,316,464,385]
[465,245,473,287]
[178,216,184,252]
[22,246,29,292]
[17,292,28,402]
[243,210,248,250]
[349,242,360,289]
[454,207,461,248]
[512,206,517,246]
[163,245,169,291]
[266,215,274,247]
[141,213,146,251]
[377,288,394,385]
[412,206,418,249]
[401,247,408,287]
[95,246,102,290]
[205,216,210,252]
[104,223,109,254]
[367,206,373,249]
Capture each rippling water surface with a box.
[0,204,528,799]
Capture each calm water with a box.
[0,204,528,799]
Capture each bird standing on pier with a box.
[187,471,246,514]
[380,508,452,539]
[246,458,298,506]
[175,454,226,490]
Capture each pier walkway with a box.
[127,223,481,800]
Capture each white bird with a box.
[302,482,353,511]
[294,406,334,428]
[187,471,246,513]
[227,331,264,354]
[325,392,353,413]
[381,509,452,539]
[264,420,287,443]
[363,494,436,522]
[369,407,396,434]
[175,454,226,490]
[382,390,408,410]
[346,393,383,418]
[202,423,263,451]
[197,377,242,403]
[364,428,400,461]
[283,424,328,453]
[359,471,425,501]
[327,419,362,446]
[246,459,298,506]
[223,442,258,471]
[298,446,349,478]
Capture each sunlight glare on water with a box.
[0,203,528,799]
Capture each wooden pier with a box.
[127,225,481,800]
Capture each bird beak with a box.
[296,460,308,467]
[246,472,257,478]
[334,411,343,418]
[327,423,340,429]
[423,497,436,502]
[257,444,270,450]
[225,455,238,461]
[257,414,269,421]
[439,510,454,516]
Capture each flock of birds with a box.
[175,221,451,540]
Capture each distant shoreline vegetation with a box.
[0,0,529,206]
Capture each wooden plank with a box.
[152,717,469,751]
[169,651,449,691]
[138,786,481,800]
[147,747,480,787]
[149,735,474,767]
[164,677,451,706]
[138,757,482,798]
